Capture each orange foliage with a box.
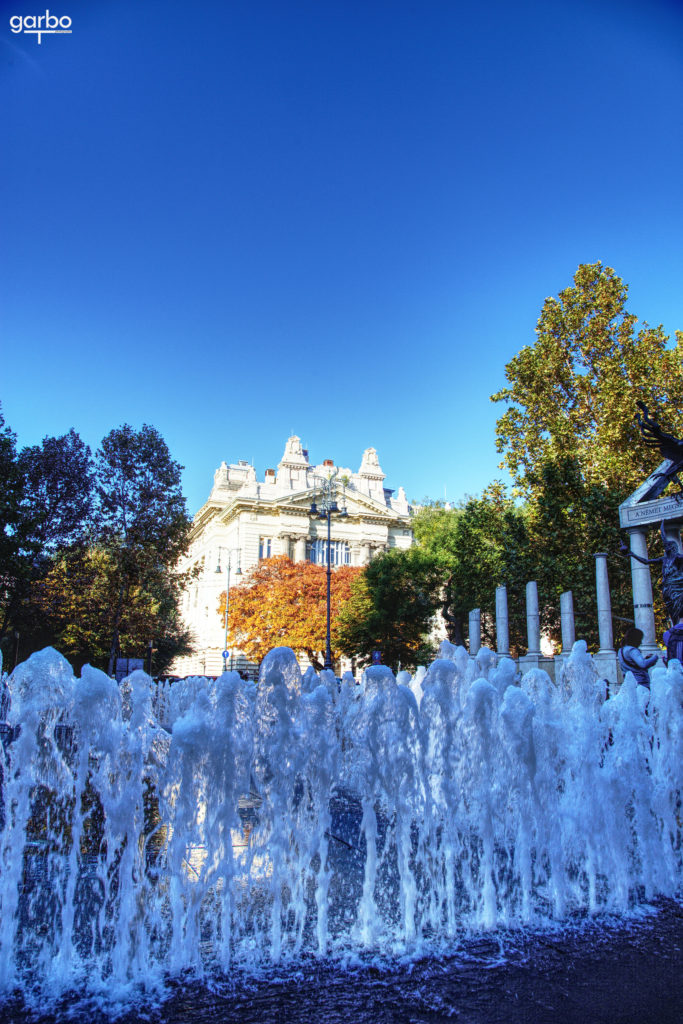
[218,555,363,668]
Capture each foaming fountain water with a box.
[0,641,681,1013]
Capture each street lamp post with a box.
[310,470,348,671]
[216,546,242,672]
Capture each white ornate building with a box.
[172,436,413,676]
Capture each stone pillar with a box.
[560,591,575,653]
[594,553,614,653]
[593,552,619,688]
[468,608,481,656]
[553,589,576,686]
[279,533,291,558]
[294,537,307,562]
[526,581,541,655]
[519,581,556,680]
[361,542,371,565]
[495,585,509,656]
[627,529,657,653]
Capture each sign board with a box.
[619,495,683,530]
[619,457,683,530]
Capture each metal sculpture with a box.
[634,401,683,498]
[621,520,683,624]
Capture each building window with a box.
[259,538,272,560]
[306,539,350,566]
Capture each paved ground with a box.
[3,898,681,1023]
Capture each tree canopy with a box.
[400,264,683,657]
[336,547,443,670]
[18,429,94,552]
[492,262,683,499]
[0,417,96,653]
[0,410,194,675]
[0,410,28,645]
[223,556,362,669]
[490,262,683,647]
[411,485,531,653]
[27,544,193,675]
[95,424,193,675]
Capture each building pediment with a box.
[275,486,409,522]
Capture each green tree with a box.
[0,408,29,654]
[492,262,683,498]
[18,429,94,552]
[522,457,638,648]
[28,544,193,674]
[492,263,683,647]
[95,424,193,675]
[337,548,443,670]
[0,418,95,658]
[0,412,194,673]
[412,485,531,653]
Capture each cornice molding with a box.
[192,482,412,538]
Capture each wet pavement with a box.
[3,897,681,1023]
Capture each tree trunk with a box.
[442,574,464,646]
[107,580,126,677]
[305,648,324,672]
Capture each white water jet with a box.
[0,639,680,1011]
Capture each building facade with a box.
[172,436,413,676]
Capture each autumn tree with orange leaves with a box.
[218,556,362,669]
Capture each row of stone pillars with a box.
[466,543,661,685]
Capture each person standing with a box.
[618,627,658,687]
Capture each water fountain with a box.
[0,640,681,1020]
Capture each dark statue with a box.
[620,521,683,625]
[634,401,683,498]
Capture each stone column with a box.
[593,552,619,689]
[553,589,576,686]
[279,533,291,558]
[468,608,481,656]
[495,585,509,656]
[361,542,371,565]
[627,529,657,653]
[294,537,307,562]
[594,553,614,653]
[520,580,556,680]
[560,591,575,653]
[526,581,541,655]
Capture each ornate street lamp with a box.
[216,546,242,672]
[310,469,348,671]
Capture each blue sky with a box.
[2,0,682,513]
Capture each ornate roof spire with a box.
[279,434,309,468]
